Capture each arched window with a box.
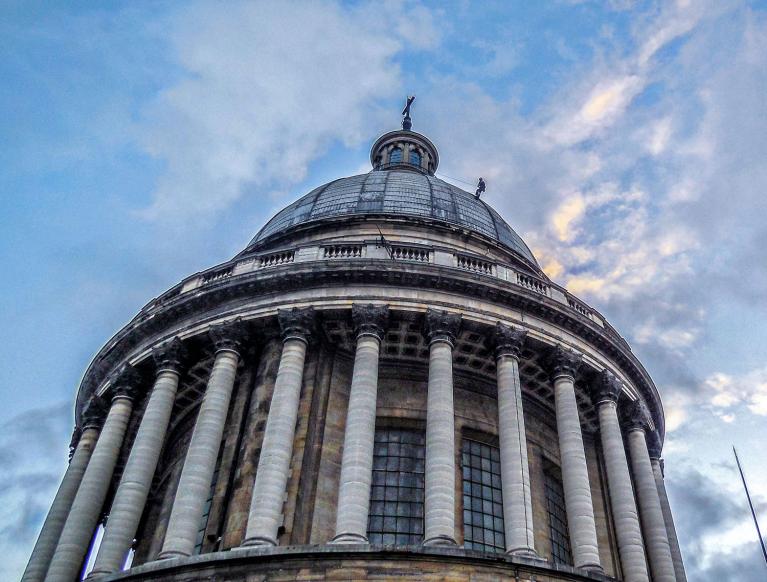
[389,147,403,164]
[409,150,421,167]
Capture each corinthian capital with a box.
[493,322,527,359]
[424,308,462,346]
[152,337,187,374]
[81,396,108,429]
[593,369,623,404]
[278,307,316,343]
[109,364,141,401]
[646,430,663,459]
[352,304,389,341]
[624,399,653,432]
[548,344,583,381]
[209,318,249,354]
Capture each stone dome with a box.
[249,170,539,266]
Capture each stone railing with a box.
[392,245,430,263]
[323,244,364,259]
[158,241,609,331]
[455,253,494,276]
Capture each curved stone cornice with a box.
[493,322,527,359]
[352,304,389,341]
[424,308,461,346]
[152,337,187,373]
[73,259,664,439]
[278,307,315,343]
[593,370,623,404]
[547,345,583,381]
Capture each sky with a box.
[1,0,766,579]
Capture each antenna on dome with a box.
[402,95,415,131]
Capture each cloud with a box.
[703,367,767,419]
[138,0,440,224]
[0,403,71,581]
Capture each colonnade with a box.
[23,306,685,582]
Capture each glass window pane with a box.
[461,438,505,553]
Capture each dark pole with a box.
[734,446,767,566]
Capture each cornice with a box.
[73,259,665,439]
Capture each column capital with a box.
[624,399,653,433]
[593,369,623,404]
[352,303,389,341]
[81,396,108,429]
[68,426,82,460]
[424,308,461,346]
[209,317,249,354]
[109,364,141,401]
[278,307,316,343]
[493,322,527,359]
[152,337,188,374]
[547,344,583,381]
[646,430,663,460]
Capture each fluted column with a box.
[493,323,537,556]
[626,402,676,582]
[22,415,102,582]
[648,438,687,582]
[159,322,245,559]
[422,309,461,546]
[45,367,140,582]
[593,371,648,581]
[242,307,314,547]
[333,305,389,544]
[548,346,602,572]
[90,339,187,576]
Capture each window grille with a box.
[409,150,421,166]
[193,449,223,554]
[461,439,505,552]
[367,428,425,545]
[544,467,572,565]
[389,147,403,164]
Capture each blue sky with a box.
[2,0,767,579]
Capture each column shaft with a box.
[159,349,239,558]
[22,427,99,582]
[553,375,601,570]
[496,354,536,555]
[333,333,381,543]
[424,339,456,546]
[243,337,308,546]
[45,397,134,582]
[91,370,181,575]
[628,429,676,582]
[652,458,687,582]
[598,401,648,581]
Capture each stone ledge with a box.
[104,544,619,581]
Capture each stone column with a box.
[45,366,140,582]
[159,322,245,559]
[242,307,314,547]
[422,308,461,546]
[647,437,687,582]
[626,402,676,582]
[22,414,103,582]
[548,346,602,572]
[593,371,648,582]
[493,323,537,557]
[90,339,187,576]
[333,305,389,544]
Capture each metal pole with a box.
[733,446,767,566]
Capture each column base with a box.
[158,549,190,560]
[423,534,458,547]
[505,547,543,561]
[332,532,369,544]
[579,562,604,575]
[241,535,278,548]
